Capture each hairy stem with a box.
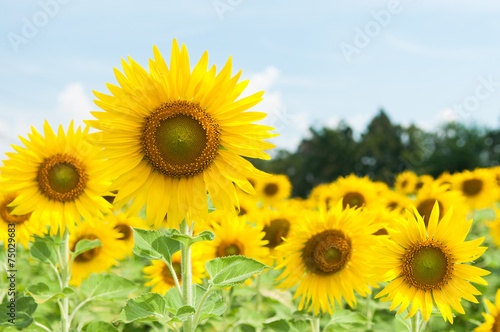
[180,220,193,332]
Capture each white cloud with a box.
[57,82,94,128]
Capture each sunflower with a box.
[69,220,127,286]
[395,170,419,195]
[381,189,411,216]
[255,174,292,206]
[143,251,204,295]
[106,212,148,259]
[415,174,434,193]
[0,122,112,234]
[197,214,269,264]
[274,202,381,315]
[374,204,490,323]
[330,174,380,210]
[452,169,498,210]
[307,182,337,210]
[86,40,276,228]
[0,192,45,248]
[410,181,466,227]
[475,289,500,332]
[488,211,500,249]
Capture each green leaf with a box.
[0,296,37,328]
[25,283,75,304]
[207,194,216,213]
[115,293,168,323]
[86,321,119,332]
[206,256,267,288]
[263,319,291,331]
[328,309,366,325]
[79,274,136,301]
[173,305,196,321]
[72,239,102,257]
[170,230,215,247]
[132,228,181,264]
[29,238,58,266]
[192,285,226,323]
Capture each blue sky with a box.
[1,0,500,156]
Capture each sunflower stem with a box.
[410,311,422,332]
[256,274,262,313]
[366,289,372,330]
[180,220,194,332]
[60,227,71,332]
[311,315,321,332]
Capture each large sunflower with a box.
[274,202,381,315]
[86,40,277,227]
[375,204,490,323]
[0,122,112,234]
[475,289,500,331]
[69,220,127,286]
[452,169,498,210]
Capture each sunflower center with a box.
[462,179,483,197]
[72,235,101,263]
[238,206,248,216]
[402,240,453,290]
[302,230,352,276]
[141,100,221,178]
[373,228,388,236]
[217,241,244,257]
[264,183,279,196]
[0,194,32,225]
[493,314,500,332]
[114,224,132,241]
[342,192,365,209]
[37,154,88,202]
[263,218,291,249]
[401,179,408,188]
[387,201,398,211]
[162,262,182,285]
[417,199,444,226]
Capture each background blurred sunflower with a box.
[255,174,292,206]
[395,170,419,195]
[0,122,112,234]
[452,168,498,210]
[375,204,490,323]
[475,289,500,331]
[86,40,276,228]
[330,174,380,210]
[105,212,148,259]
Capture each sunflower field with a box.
[1,40,500,332]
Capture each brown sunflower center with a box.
[402,240,453,291]
[37,154,88,202]
[462,178,483,197]
[387,201,398,211]
[264,183,279,196]
[493,314,500,332]
[0,194,32,225]
[216,241,244,257]
[302,229,352,276]
[114,224,132,241]
[72,235,101,263]
[342,192,365,209]
[141,100,221,178]
[238,206,248,216]
[373,228,388,236]
[162,261,182,285]
[417,199,444,226]
[263,218,291,249]
[401,179,408,188]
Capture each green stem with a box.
[180,220,193,332]
[411,311,422,332]
[255,274,262,313]
[193,286,215,327]
[163,259,182,298]
[366,290,372,330]
[60,228,70,332]
[311,315,321,332]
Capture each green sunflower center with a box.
[402,240,453,290]
[37,154,88,202]
[417,199,443,226]
[263,218,291,249]
[302,229,352,276]
[264,183,279,196]
[72,235,101,263]
[217,241,244,257]
[462,178,483,197]
[0,194,32,225]
[114,224,132,241]
[162,262,182,285]
[141,100,221,178]
[342,192,365,209]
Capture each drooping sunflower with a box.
[69,220,127,286]
[0,192,45,248]
[274,202,381,315]
[106,212,148,259]
[0,122,112,234]
[143,251,204,295]
[86,40,277,228]
[395,170,419,195]
[375,204,490,323]
[410,181,466,226]
[330,174,380,210]
[255,174,292,206]
[475,289,500,332]
[452,169,498,210]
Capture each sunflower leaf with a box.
[326,309,366,330]
[79,274,136,302]
[85,321,119,332]
[115,293,168,323]
[170,230,215,247]
[29,238,58,266]
[207,194,216,213]
[72,239,102,257]
[206,256,267,288]
[0,296,37,328]
[263,319,292,331]
[171,305,196,322]
[132,228,181,264]
[25,283,75,304]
